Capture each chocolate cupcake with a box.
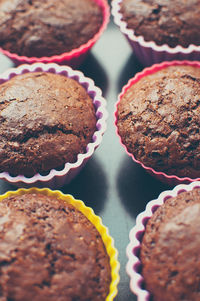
[141,188,200,301]
[0,71,96,177]
[0,188,119,300]
[126,181,200,301]
[0,0,109,66]
[115,61,200,184]
[119,0,200,48]
[112,0,200,66]
[0,63,107,187]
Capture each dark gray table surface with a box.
[0,16,171,301]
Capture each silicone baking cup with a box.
[0,187,120,300]
[0,63,108,188]
[111,0,200,66]
[114,60,200,186]
[0,0,110,68]
[126,181,200,301]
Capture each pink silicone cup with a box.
[126,181,200,300]
[0,0,110,68]
[0,63,108,188]
[111,0,200,66]
[114,60,200,186]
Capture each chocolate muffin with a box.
[140,188,200,301]
[0,191,111,301]
[117,65,200,178]
[119,0,200,48]
[0,71,97,177]
[0,0,103,57]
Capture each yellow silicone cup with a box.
[0,187,120,300]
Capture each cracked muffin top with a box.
[0,192,111,301]
[0,71,97,177]
[0,0,103,57]
[140,188,200,301]
[119,0,200,48]
[117,65,200,178]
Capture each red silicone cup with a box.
[0,63,108,188]
[114,60,200,186]
[111,0,200,67]
[126,181,200,301]
[0,0,110,68]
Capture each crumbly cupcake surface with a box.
[0,192,111,301]
[0,0,103,57]
[140,188,200,301]
[117,65,200,178]
[0,72,97,177]
[120,0,200,48]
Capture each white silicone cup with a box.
[126,181,200,300]
[0,63,108,188]
[111,0,200,66]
